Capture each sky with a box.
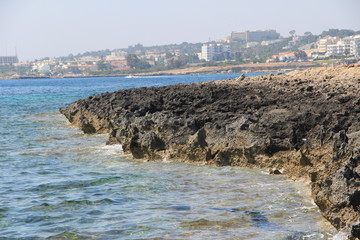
[0,0,359,61]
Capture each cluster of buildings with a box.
[199,44,230,62]
[7,51,131,76]
[268,34,360,63]
[318,35,360,57]
[11,47,189,76]
[0,56,18,65]
[229,29,280,42]
[201,30,359,63]
[2,29,360,75]
[199,30,283,61]
[30,50,133,75]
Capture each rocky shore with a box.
[61,64,360,239]
[134,62,318,76]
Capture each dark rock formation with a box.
[61,64,360,239]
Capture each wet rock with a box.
[269,169,282,175]
[188,128,207,149]
[130,132,166,159]
[80,117,96,134]
[349,191,360,211]
[352,223,360,239]
[238,74,246,80]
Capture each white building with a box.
[78,56,101,62]
[326,41,352,56]
[326,35,360,57]
[317,36,340,53]
[105,50,127,60]
[32,63,50,73]
[261,38,286,46]
[200,44,230,61]
[343,35,360,57]
[246,42,260,48]
[355,37,360,58]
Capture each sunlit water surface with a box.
[0,74,336,239]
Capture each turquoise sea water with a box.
[0,74,336,239]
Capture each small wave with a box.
[34,137,66,143]
[60,198,114,206]
[245,210,287,231]
[134,75,173,79]
[24,112,60,117]
[24,113,67,124]
[169,205,191,211]
[30,176,123,192]
[47,231,93,239]
[29,198,114,212]
[0,208,9,213]
[285,232,315,240]
[94,144,123,155]
[86,210,103,216]
[104,229,127,235]
[0,207,9,218]
[24,215,55,223]
[180,218,244,229]
[332,231,349,240]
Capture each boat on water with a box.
[125,75,136,78]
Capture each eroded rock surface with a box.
[61,64,360,239]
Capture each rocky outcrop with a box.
[61,64,360,239]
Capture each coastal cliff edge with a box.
[61,64,360,239]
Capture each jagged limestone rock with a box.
[61,64,360,239]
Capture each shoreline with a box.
[1,62,318,80]
[60,64,360,239]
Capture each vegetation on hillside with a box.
[1,28,359,78]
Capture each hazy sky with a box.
[1,0,359,61]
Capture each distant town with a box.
[0,28,359,79]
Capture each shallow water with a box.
[0,74,336,239]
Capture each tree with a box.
[125,53,151,70]
[97,60,112,71]
[289,30,296,37]
[231,52,242,61]
[125,54,140,69]
[295,50,307,60]
[173,58,184,68]
[320,29,356,38]
[137,60,151,69]
[303,32,316,44]
[69,66,81,74]
[127,44,145,54]
[67,54,75,60]
[165,52,174,59]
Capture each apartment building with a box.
[317,36,340,53]
[105,50,127,61]
[231,30,280,42]
[343,35,360,57]
[326,41,352,56]
[326,35,360,57]
[0,56,19,65]
[200,44,230,61]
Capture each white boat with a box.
[125,75,135,78]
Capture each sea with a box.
[0,73,336,239]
